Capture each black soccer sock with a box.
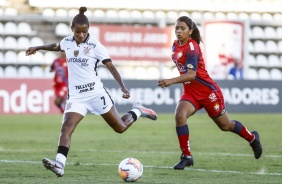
[57,146,69,158]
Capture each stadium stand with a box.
[0,0,282,80]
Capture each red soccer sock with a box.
[232,120,255,142]
[176,125,191,156]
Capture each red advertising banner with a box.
[89,25,174,62]
[0,79,60,114]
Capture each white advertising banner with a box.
[203,21,245,80]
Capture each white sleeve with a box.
[59,38,66,51]
[95,41,111,61]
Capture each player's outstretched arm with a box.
[26,43,61,56]
[104,61,130,99]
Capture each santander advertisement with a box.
[0,79,59,114]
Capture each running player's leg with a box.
[173,100,196,170]
[212,113,262,159]
[43,101,86,177]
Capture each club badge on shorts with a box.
[74,50,79,57]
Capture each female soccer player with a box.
[158,16,262,170]
[26,7,157,177]
[50,52,68,113]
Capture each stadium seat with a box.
[264,26,276,39]
[270,68,282,80]
[247,54,256,66]
[118,10,130,19]
[18,66,31,78]
[4,66,17,78]
[31,66,44,78]
[161,67,174,78]
[31,51,44,64]
[4,22,17,35]
[134,67,147,79]
[105,9,118,18]
[68,9,77,17]
[55,23,71,36]
[268,54,281,67]
[44,66,54,78]
[278,40,282,52]
[147,66,160,79]
[273,13,282,21]
[17,36,30,49]
[253,40,266,52]
[238,12,249,21]
[0,66,3,78]
[258,68,270,80]
[42,8,55,17]
[191,11,203,20]
[155,10,166,19]
[142,10,155,19]
[0,22,3,33]
[4,7,17,16]
[178,11,190,17]
[93,9,105,18]
[226,12,238,20]
[214,12,226,20]
[252,26,264,38]
[30,37,44,46]
[0,8,3,16]
[276,27,282,39]
[17,51,30,64]
[262,13,273,21]
[247,68,258,80]
[55,8,68,17]
[44,51,58,64]
[17,22,35,35]
[0,51,4,63]
[250,13,261,21]
[0,37,3,49]
[121,66,135,79]
[256,54,268,67]
[4,36,17,49]
[248,41,254,52]
[166,11,179,20]
[131,10,142,19]
[4,51,17,63]
[265,40,278,53]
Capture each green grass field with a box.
[0,113,281,184]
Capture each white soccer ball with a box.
[118,157,143,182]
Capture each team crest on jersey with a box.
[214,104,220,111]
[177,52,183,59]
[74,50,79,57]
[209,93,217,102]
[66,102,72,110]
[83,46,91,55]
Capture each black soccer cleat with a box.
[250,131,262,159]
[173,153,194,170]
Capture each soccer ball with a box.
[118,157,143,182]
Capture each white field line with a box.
[0,159,281,176]
[0,148,281,158]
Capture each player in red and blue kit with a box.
[158,16,262,170]
[50,52,68,113]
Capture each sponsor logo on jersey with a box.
[68,58,89,67]
[75,82,95,93]
[74,50,79,57]
[214,104,220,111]
[189,42,194,50]
[87,42,96,48]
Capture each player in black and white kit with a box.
[26,7,157,177]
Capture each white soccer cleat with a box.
[132,102,157,120]
[42,158,64,177]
